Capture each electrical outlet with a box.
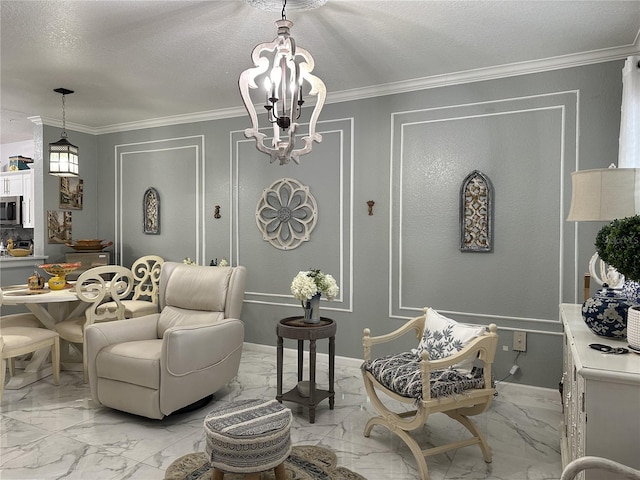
[513,331,527,352]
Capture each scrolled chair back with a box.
[130,255,164,303]
[75,265,134,323]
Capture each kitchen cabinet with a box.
[560,303,640,479]
[0,170,34,226]
[21,169,34,227]
[1,171,24,196]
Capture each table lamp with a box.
[567,165,640,288]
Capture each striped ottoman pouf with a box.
[204,399,292,480]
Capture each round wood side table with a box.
[276,316,336,424]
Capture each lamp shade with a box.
[567,167,640,221]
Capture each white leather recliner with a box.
[85,262,246,419]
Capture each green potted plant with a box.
[595,215,640,283]
[593,216,640,345]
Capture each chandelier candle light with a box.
[239,0,326,165]
[291,269,339,324]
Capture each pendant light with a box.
[239,0,326,165]
[49,88,79,177]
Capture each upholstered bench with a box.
[204,399,292,480]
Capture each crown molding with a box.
[327,41,640,104]
[30,41,640,137]
[93,106,248,135]
[28,115,97,135]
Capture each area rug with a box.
[164,445,367,480]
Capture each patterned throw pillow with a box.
[414,308,485,371]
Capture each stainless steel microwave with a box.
[0,196,22,226]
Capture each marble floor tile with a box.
[0,343,563,480]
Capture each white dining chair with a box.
[54,265,134,383]
[1,289,44,377]
[0,288,41,329]
[96,255,164,318]
[0,290,60,401]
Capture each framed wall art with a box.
[144,187,160,235]
[460,170,493,252]
[59,177,83,210]
[47,210,72,244]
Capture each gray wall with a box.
[40,124,99,262]
[35,61,624,389]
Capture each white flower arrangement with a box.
[290,269,339,302]
[183,257,196,265]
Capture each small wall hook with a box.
[367,200,375,216]
[214,205,221,219]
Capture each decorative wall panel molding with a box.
[255,178,318,250]
[231,118,354,312]
[389,92,578,327]
[460,170,492,252]
[114,136,205,266]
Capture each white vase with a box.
[627,305,640,350]
[303,293,321,324]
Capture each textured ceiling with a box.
[1,0,639,144]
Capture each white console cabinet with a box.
[560,303,640,480]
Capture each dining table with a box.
[1,284,89,389]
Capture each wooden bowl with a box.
[65,240,112,251]
[38,262,82,276]
[8,248,32,257]
[74,239,103,246]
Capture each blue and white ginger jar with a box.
[581,284,631,339]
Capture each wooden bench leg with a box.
[274,462,286,480]
[212,468,224,480]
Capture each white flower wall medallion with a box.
[255,178,318,250]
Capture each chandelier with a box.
[48,88,79,177]
[239,0,326,165]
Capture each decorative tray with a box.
[1,284,29,291]
[3,289,49,296]
[65,241,113,251]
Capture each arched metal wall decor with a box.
[460,170,493,252]
[255,177,318,250]
[143,187,160,235]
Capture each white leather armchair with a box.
[85,262,247,419]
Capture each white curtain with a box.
[618,55,640,168]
